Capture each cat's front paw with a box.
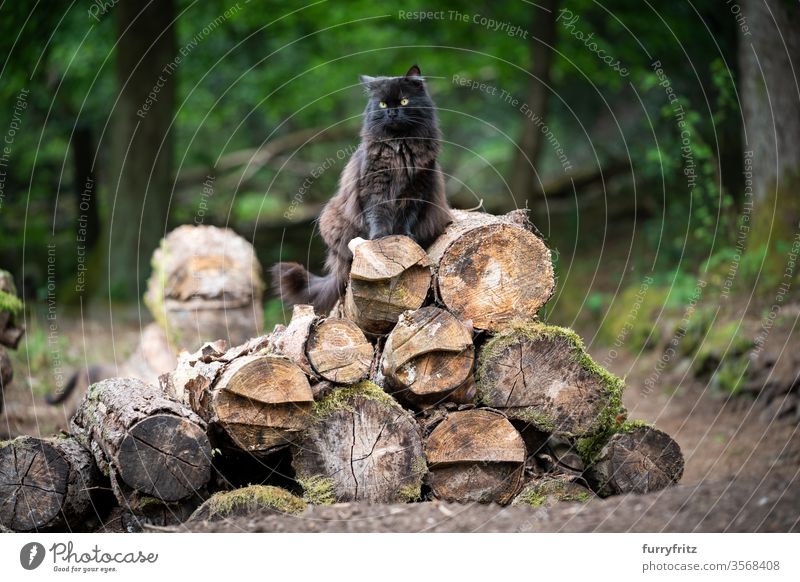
[348,237,368,253]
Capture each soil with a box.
[1,308,798,532]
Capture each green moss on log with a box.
[311,380,396,419]
[297,474,336,505]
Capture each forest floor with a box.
[1,307,798,532]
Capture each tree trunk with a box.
[587,426,684,497]
[381,306,474,406]
[427,210,554,331]
[108,0,176,298]
[72,126,100,252]
[425,409,526,505]
[740,0,800,262]
[293,382,425,504]
[145,224,264,351]
[0,435,102,532]
[343,235,432,335]
[477,322,624,437]
[509,0,560,199]
[70,378,212,503]
[306,317,373,384]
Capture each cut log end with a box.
[588,426,684,497]
[425,409,526,505]
[117,415,212,502]
[307,318,373,384]
[477,323,624,437]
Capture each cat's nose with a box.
[388,109,398,119]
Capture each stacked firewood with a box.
[0,210,683,531]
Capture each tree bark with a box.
[70,377,212,503]
[0,435,102,531]
[587,426,684,497]
[425,409,526,505]
[293,382,425,503]
[740,0,800,257]
[427,210,554,331]
[344,235,432,335]
[108,0,176,298]
[381,306,474,406]
[509,0,560,199]
[477,322,624,437]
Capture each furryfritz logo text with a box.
[20,542,46,570]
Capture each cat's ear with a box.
[359,75,376,88]
[405,64,422,78]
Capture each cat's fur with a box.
[272,65,452,311]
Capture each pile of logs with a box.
[0,210,684,532]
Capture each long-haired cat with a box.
[272,64,452,311]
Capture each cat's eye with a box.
[379,101,387,108]
[400,98,409,106]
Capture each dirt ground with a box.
[2,309,799,532]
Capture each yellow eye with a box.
[400,98,409,106]
[379,101,387,108]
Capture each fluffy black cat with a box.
[272,64,452,311]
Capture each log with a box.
[144,225,264,351]
[381,306,474,406]
[187,485,306,522]
[477,323,624,437]
[70,378,212,503]
[306,317,373,384]
[0,435,102,531]
[168,342,314,454]
[512,474,594,507]
[427,210,554,331]
[425,409,526,504]
[587,426,684,497]
[269,304,317,376]
[343,235,432,335]
[293,382,425,504]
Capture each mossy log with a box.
[70,378,212,504]
[176,349,315,454]
[307,317,373,384]
[0,435,102,531]
[425,409,526,505]
[587,426,684,497]
[188,485,306,522]
[144,225,264,351]
[0,270,24,349]
[343,235,432,335]
[293,382,425,504]
[512,474,595,508]
[427,210,555,331]
[381,306,474,406]
[477,323,624,437]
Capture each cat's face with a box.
[360,65,436,137]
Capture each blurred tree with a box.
[108,0,176,298]
[739,0,800,262]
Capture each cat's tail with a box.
[271,262,343,313]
